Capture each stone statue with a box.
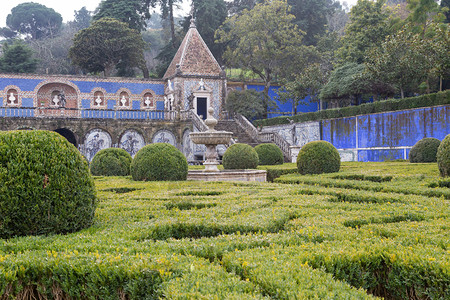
[95,95,102,106]
[120,95,127,106]
[52,94,60,106]
[58,92,66,107]
[8,93,16,104]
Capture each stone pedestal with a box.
[290,146,302,163]
[188,169,267,182]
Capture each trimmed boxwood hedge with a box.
[254,90,450,127]
[437,134,450,177]
[255,143,284,165]
[409,138,441,163]
[90,147,132,176]
[131,143,188,181]
[296,141,341,175]
[0,130,97,238]
[222,143,259,170]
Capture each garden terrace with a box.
[0,162,448,299]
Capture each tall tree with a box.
[365,28,431,98]
[5,2,62,39]
[216,0,306,117]
[337,0,399,64]
[73,7,92,31]
[93,0,151,31]
[287,0,341,46]
[226,0,260,15]
[182,0,228,63]
[69,18,146,77]
[407,0,440,35]
[0,40,38,73]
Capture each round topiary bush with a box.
[296,141,340,175]
[0,130,97,239]
[437,134,450,177]
[131,143,188,181]
[90,147,132,176]
[222,143,259,169]
[254,143,284,165]
[409,137,441,163]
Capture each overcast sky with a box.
[0,0,356,29]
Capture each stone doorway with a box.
[54,128,77,148]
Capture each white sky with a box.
[0,0,356,29]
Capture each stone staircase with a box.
[216,120,259,146]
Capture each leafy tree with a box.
[0,40,38,73]
[226,0,260,16]
[442,0,450,23]
[69,18,146,77]
[0,27,16,39]
[29,24,79,75]
[319,62,394,107]
[407,0,440,35]
[6,2,62,39]
[93,0,151,31]
[337,0,399,64]
[73,7,92,31]
[287,0,340,46]
[278,63,328,114]
[182,0,228,63]
[216,0,306,117]
[225,89,265,120]
[365,28,430,98]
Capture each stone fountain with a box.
[189,107,233,172]
[188,107,267,181]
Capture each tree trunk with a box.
[440,76,443,92]
[400,87,404,99]
[169,0,176,48]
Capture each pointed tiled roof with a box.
[163,19,222,79]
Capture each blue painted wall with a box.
[321,105,449,162]
[246,84,319,117]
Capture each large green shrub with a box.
[0,130,97,238]
[437,134,450,177]
[90,147,132,176]
[131,143,188,181]
[222,143,259,169]
[254,143,284,165]
[296,141,341,175]
[409,138,441,163]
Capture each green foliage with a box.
[0,161,448,298]
[287,0,340,46]
[0,130,97,238]
[222,143,259,169]
[257,163,298,182]
[73,7,92,30]
[254,90,450,127]
[0,40,38,73]
[437,134,450,177]
[337,0,398,64]
[130,143,188,181]
[90,148,132,176]
[5,2,62,39]
[69,17,146,76]
[216,0,307,116]
[296,141,341,175]
[409,137,441,163]
[225,89,265,120]
[93,0,151,31]
[254,143,284,165]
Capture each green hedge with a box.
[131,143,188,181]
[90,147,132,176]
[222,143,259,170]
[254,90,450,127]
[0,130,97,239]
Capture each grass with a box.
[0,162,449,299]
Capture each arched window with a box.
[143,92,153,108]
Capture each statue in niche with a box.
[58,92,66,107]
[52,94,60,106]
[144,94,152,107]
[95,94,103,106]
[187,93,195,110]
[120,95,127,106]
[8,92,16,104]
